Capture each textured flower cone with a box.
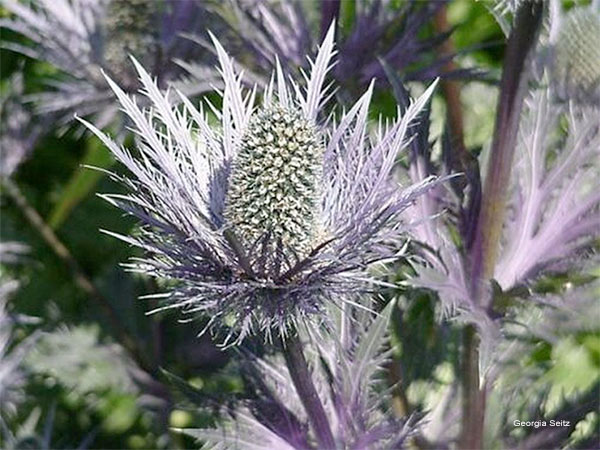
[553,8,600,101]
[224,105,323,272]
[105,0,157,88]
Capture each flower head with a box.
[1,0,216,130]
[82,25,439,343]
[223,104,323,263]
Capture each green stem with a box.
[1,177,155,374]
[459,325,486,450]
[283,332,335,449]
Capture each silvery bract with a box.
[494,88,599,288]
[81,25,440,343]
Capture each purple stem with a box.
[462,3,544,449]
[469,1,544,303]
[283,332,335,449]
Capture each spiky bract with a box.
[409,81,600,362]
[180,0,480,98]
[82,26,440,343]
[553,6,600,102]
[224,105,323,263]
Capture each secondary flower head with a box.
[82,25,439,343]
[1,0,216,130]
[552,5,600,102]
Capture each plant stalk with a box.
[433,4,468,165]
[1,176,155,374]
[470,1,544,295]
[282,332,335,449]
[460,324,486,450]
[461,3,544,449]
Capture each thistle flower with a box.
[81,26,440,343]
[551,4,600,102]
[0,0,216,130]
[182,0,478,99]
[181,299,420,449]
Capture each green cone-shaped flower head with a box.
[224,105,323,262]
[105,0,158,87]
[554,7,600,101]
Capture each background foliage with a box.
[0,1,598,449]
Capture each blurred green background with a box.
[1,1,598,449]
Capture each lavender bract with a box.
[82,25,440,343]
[411,83,599,316]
